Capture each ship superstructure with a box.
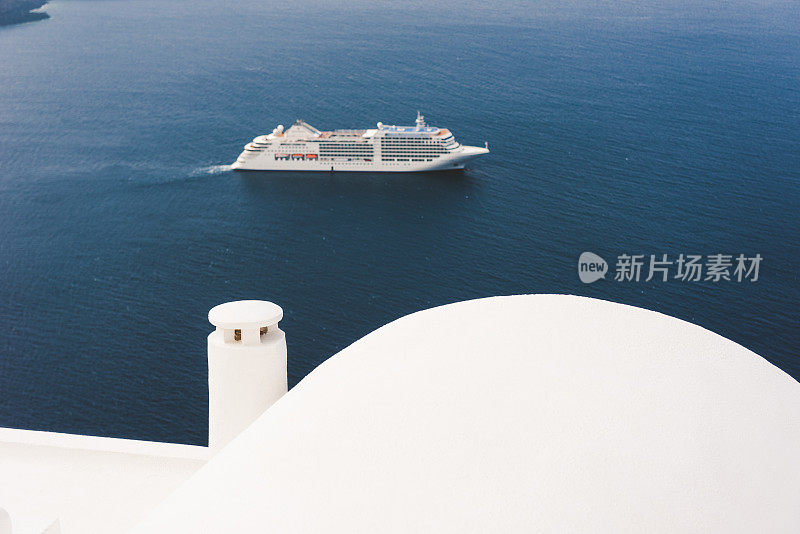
[232,112,489,172]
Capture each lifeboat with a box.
[291,154,305,160]
[306,154,318,160]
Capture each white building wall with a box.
[133,295,800,533]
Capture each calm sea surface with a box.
[1,0,798,444]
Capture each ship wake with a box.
[191,164,233,176]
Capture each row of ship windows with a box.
[380,142,446,146]
[320,145,447,150]
[320,158,372,162]
[272,138,453,145]
[318,154,444,157]
[319,145,447,149]
[322,149,446,152]
[317,161,436,165]
[267,155,440,162]
[319,150,447,158]
[274,156,373,162]
[383,140,442,142]
[380,138,446,141]
[267,143,447,149]
[249,148,446,156]
[269,145,449,149]
[387,135,452,140]
[269,153,445,157]
[318,158,437,162]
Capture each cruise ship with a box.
[232,112,489,172]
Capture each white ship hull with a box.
[232,144,488,172]
[231,114,489,173]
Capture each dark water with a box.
[1,0,798,445]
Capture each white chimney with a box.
[207,300,287,451]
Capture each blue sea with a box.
[1,0,798,445]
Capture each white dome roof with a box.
[135,295,800,533]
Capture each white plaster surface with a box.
[134,295,800,533]
[0,429,206,533]
[208,300,282,330]
[207,325,287,450]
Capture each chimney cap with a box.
[209,300,283,329]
